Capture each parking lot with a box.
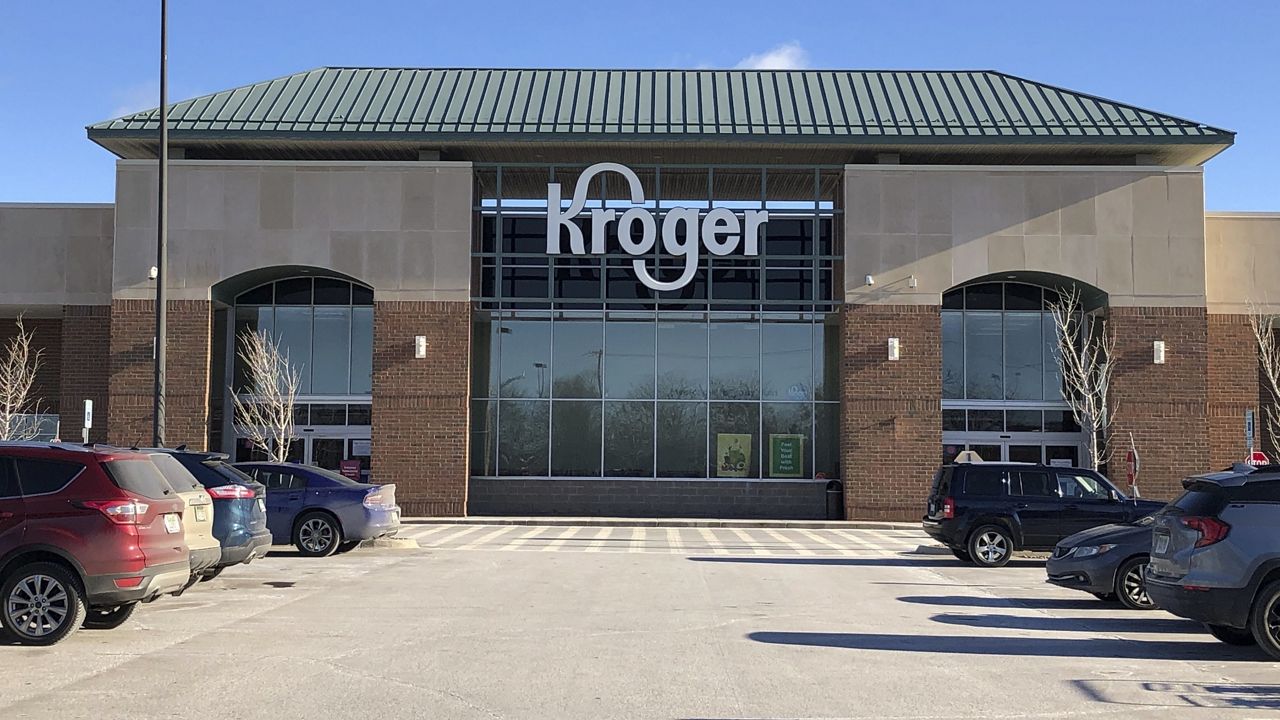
[3,524,1278,719]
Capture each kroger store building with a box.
[2,67,1277,519]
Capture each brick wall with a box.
[1109,307,1209,500]
[469,478,828,518]
[108,299,211,449]
[372,300,470,516]
[841,304,941,521]
[1206,314,1260,468]
[0,315,63,420]
[59,306,111,443]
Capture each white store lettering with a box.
[546,162,768,291]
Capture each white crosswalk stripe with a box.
[400,523,928,556]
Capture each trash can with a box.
[825,480,845,521]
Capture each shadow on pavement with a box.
[930,612,1201,634]
[685,556,1042,568]
[898,594,1105,610]
[747,631,1266,662]
[1074,679,1280,710]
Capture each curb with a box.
[400,517,921,531]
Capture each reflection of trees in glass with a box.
[604,402,653,476]
[551,401,601,475]
[710,375,760,401]
[657,373,705,399]
[657,403,706,477]
[497,401,548,476]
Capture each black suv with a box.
[922,461,1164,567]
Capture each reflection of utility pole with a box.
[533,362,547,398]
[586,349,604,397]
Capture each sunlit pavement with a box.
[2,526,1278,719]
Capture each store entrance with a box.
[942,433,1083,467]
[284,431,372,481]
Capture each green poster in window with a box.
[769,434,805,478]
[715,433,752,478]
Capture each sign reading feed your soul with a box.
[546,163,769,291]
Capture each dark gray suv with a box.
[1146,463,1280,659]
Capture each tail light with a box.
[1180,516,1231,548]
[363,489,388,509]
[942,497,956,520]
[75,499,150,525]
[206,484,256,500]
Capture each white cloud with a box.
[734,42,809,70]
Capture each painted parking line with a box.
[541,526,582,551]
[401,524,459,540]
[698,527,729,555]
[501,526,548,550]
[763,529,816,556]
[457,525,518,551]
[730,527,772,555]
[795,528,855,553]
[585,526,613,552]
[422,524,487,547]
[629,526,646,553]
[833,529,896,554]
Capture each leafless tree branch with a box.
[230,329,300,463]
[1048,287,1117,470]
[0,316,46,441]
[1248,300,1280,457]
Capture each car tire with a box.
[198,566,225,583]
[0,562,86,646]
[337,540,361,554]
[1092,592,1118,602]
[967,525,1013,568]
[1114,557,1157,610]
[1248,579,1280,660]
[1205,623,1257,646]
[295,512,342,557]
[950,548,973,563]
[83,603,138,630]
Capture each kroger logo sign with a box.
[546,163,769,291]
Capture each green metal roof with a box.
[87,67,1233,159]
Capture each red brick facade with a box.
[371,300,470,516]
[59,306,111,443]
[840,304,942,521]
[1206,314,1262,468]
[1109,307,1210,500]
[107,299,212,450]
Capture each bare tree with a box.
[231,329,301,463]
[1248,300,1280,455]
[1048,286,1117,470]
[0,316,46,441]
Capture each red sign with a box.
[1248,451,1269,466]
[1125,449,1138,485]
[338,460,362,480]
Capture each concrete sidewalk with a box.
[400,516,921,530]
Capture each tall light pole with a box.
[152,0,168,447]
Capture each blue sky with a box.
[1,1,1276,209]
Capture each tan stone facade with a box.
[1,162,1279,518]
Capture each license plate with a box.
[1154,534,1169,554]
[195,506,208,522]
[164,514,181,534]
[391,511,399,525]
[258,499,266,513]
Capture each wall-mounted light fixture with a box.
[414,336,428,359]
[888,337,901,361]
[1153,340,1166,365]
[865,274,875,286]
[907,275,918,289]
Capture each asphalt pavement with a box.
[1,526,1277,719]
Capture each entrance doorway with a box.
[942,433,1083,467]
[284,432,372,481]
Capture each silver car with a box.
[1145,463,1280,659]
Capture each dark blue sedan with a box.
[234,462,401,557]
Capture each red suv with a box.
[0,443,190,645]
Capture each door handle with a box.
[1015,503,1029,509]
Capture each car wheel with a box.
[1114,557,1157,610]
[1092,592,1118,602]
[949,548,972,563]
[967,525,1013,568]
[337,540,361,554]
[295,513,341,557]
[83,603,138,630]
[1248,579,1280,660]
[198,566,225,583]
[1205,623,1257,646]
[1,562,86,646]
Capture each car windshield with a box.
[206,460,255,484]
[149,454,203,492]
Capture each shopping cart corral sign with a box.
[546,162,769,292]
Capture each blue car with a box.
[233,462,401,557]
